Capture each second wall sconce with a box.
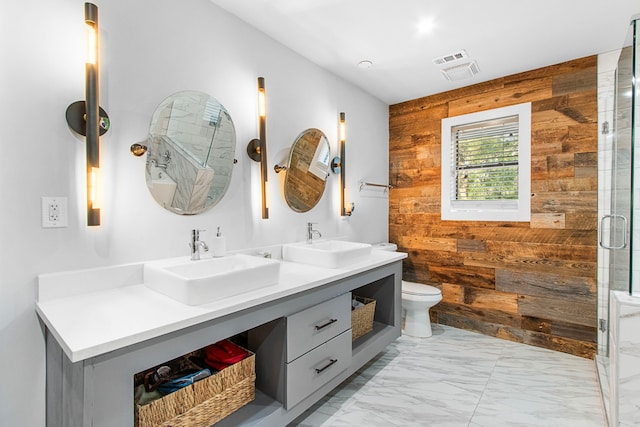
[65,2,110,226]
[331,112,354,216]
[247,77,269,219]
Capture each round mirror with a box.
[283,128,331,212]
[145,91,236,214]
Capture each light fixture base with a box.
[66,101,110,137]
[130,143,148,157]
[344,202,355,216]
[88,207,100,227]
[247,138,261,162]
[331,156,341,174]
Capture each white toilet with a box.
[374,243,443,338]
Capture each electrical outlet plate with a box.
[42,196,68,228]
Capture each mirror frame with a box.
[145,91,236,215]
[282,128,331,213]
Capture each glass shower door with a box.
[605,24,635,297]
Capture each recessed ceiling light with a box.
[357,60,373,69]
[416,17,436,35]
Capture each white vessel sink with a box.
[282,240,372,269]
[144,254,280,305]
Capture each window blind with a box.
[451,115,519,201]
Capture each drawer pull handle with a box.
[315,359,338,374]
[315,318,338,331]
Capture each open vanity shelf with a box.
[37,251,404,427]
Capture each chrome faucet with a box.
[306,222,322,244]
[189,229,209,260]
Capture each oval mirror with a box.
[145,91,236,214]
[283,128,331,212]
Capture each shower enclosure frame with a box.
[597,13,640,427]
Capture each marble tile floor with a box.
[290,325,606,427]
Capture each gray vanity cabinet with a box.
[42,259,402,427]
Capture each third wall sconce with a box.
[331,112,353,216]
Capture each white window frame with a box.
[441,102,531,222]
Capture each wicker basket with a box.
[135,347,255,427]
[351,295,376,341]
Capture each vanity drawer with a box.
[286,293,351,362]
[286,329,352,409]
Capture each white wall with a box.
[0,0,389,425]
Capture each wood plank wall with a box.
[388,56,598,358]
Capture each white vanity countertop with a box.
[36,250,406,363]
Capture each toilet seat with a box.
[402,280,441,296]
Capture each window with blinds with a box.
[441,103,531,221]
[452,115,519,201]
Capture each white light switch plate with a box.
[42,197,68,228]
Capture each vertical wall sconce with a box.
[331,112,354,216]
[66,2,110,226]
[247,77,269,219]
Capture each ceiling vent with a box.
[433,50,468,65]
[440,60,480,81]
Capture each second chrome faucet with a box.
[306,222,322,244]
